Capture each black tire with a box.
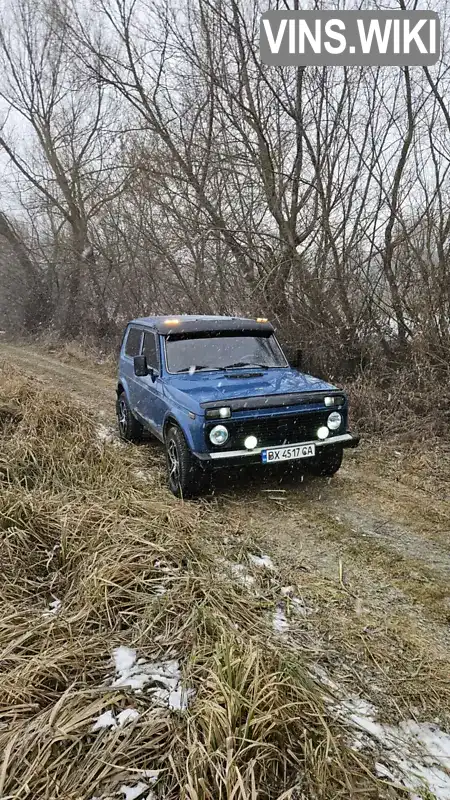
[310,445,343,477]
[165,425,205,498]
[116,391,144,442]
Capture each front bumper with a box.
[194,431,360,464]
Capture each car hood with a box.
[165,368,336,411]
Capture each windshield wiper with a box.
[175,365,214,373]
[222,361,268,370]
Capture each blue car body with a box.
[117,315,359,470]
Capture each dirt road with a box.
[2,342,450,722]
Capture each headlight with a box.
[317,426,329,439]
[327,411,342,431]
[206,407,231,419]
[209,424,229,445]
[244,435,258,450]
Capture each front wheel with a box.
[165,426,205,498]
[309,445,343,476]
[116,391,144,442]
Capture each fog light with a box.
[317,426,329,440]
[244,435,258,450]
[206,406,231,419]
[327,411,342,431]
[209,425,229,445]
[325,395,345,407]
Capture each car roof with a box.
[128,315,274,335]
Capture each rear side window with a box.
[142,331,159,371]
[125,327,142,357]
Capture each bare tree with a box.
[0,0,129,336]
[0,0,449,379]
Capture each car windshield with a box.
[165,333,287,374]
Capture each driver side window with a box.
[142,331,160,373]
[125,327,142,357]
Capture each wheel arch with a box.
[117,379,131,403]
[163,413,195,450]
[163,414,180,440]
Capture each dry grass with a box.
[30,333,117,375]
[348,365,450,441]
[0,365,390,800]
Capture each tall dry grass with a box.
[0,364,386,799]
[348,362,450,440]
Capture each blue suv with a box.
[116,316,359,497]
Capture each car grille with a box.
[205,410,344,452]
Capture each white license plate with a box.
[261,443,316,463]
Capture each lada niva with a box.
[117,315,359,496]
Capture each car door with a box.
[136,330,166,438]
[122,326,144,411]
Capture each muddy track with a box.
[2,342,450,718]
[0,343,115,406]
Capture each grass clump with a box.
[0,364,385,799]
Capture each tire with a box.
[116,391,144,442]
[310,445,343,477]
[165,425,205,498]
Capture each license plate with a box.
[261,443,316,463]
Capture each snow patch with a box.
[117,708,140,727]
[309,664,339,692]
[91,771,160,799]
[114,646,136,674]
[43,598,61,617]
[119,783,149,800]
[230,563,255,587]
[109,646,194,710]
[290,596,312,616]
[92,707,139,731]
[141,770,160,783]
[168,687,194,710]
[154,559,178,574]
[248,553,274,569]
[338,695,450,799]
[216,557,256,588]
[92,710,117,731]
[273,606,289,633]
[97,424,123,447]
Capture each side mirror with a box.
[285,347,303,371]
[133,355,149,376]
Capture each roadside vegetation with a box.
[0,0,449,795]
[0,363,389,800]
[2,354,450,799]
